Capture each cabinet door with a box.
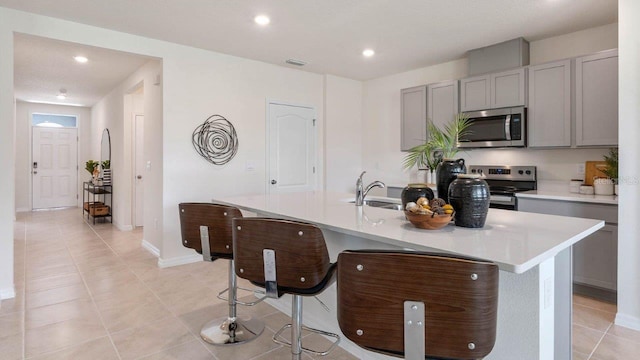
[528,60,571,147]
[401,86,427,151]
[427,80,459,131]
[576,49,618,146]
[491,68,526,109]
[460,75,490,112]
[573,224,618,290]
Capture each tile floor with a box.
[1,208,638,359]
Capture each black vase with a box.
[401,183,434,209]
[448,174,490,228]
[436,158,466,203]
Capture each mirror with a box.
[101,129,111,184]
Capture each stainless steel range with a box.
[468,165,537,210]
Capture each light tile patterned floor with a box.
[1,208,639,359]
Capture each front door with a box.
[32,127,78,209]
[267,102,317,193]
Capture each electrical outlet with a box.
[577,163,585,175]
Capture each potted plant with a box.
[101,160,110,170]
[403,113,472,185]
[85,160,100,184]
[602,148,618,195]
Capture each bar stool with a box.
[178,202,265,345]
[232,217,340,360]
[337,250,499,360]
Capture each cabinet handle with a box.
[137,175,142,179]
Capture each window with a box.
[32,113,77,128]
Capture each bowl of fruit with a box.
[404,197,454,230]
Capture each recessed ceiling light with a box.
[56,88,67,100]
[362,49,375,57]
[74,56,88,63]
[254,15,270,25]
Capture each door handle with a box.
[271,179,277,185]
[137,175,142,179]
[33,170,37,175]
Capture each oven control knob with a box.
[518,170,524,175]
[525,170,531,175]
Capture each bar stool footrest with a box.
[200,315,265,346]
[217,287,267,306]
[273,323,341,356]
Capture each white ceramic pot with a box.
[615,184,619,195]
[593,178,614,195]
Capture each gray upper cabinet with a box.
[427,80,459,131]
[400,85,427,151]
[527,60,572,147]
[491,68,526,109]
[575,49,618,146]
[460,75,490,112]
[460,68,526,111]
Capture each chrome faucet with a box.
[355,171,385,206]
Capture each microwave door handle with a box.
[505,115,511,140]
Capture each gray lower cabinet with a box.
[400,86,427,151]
[427,80,459,130]
[575,49,618,146]
[518,197,618,299]
[527,60,572,147]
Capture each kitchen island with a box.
[214,191,604,360]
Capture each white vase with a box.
[593,178,614,195]
[615,184,619,195]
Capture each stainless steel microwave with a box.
[458,106,526,148]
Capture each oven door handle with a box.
[504,115,511,140]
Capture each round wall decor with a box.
[192,114,239,165]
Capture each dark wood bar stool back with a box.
[232,217,340,360]
[337,250,499,360]
[178,202,265,346]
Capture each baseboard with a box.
[615,313,640,331]
[0,286,16,300]
[573,283,617,303]
[141,239,160,257]
[15,207,30,213]
[157,253,201,268]
[114,221,133,231]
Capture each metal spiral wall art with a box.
[192,114,239,165]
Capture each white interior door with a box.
[32,127,78,209]
[134,114,144,227]
[268,103,317,193]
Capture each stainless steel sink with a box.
[349,199,403,210]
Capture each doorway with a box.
[267,102,317,193]
[32,121,78,209]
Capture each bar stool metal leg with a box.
[199,260,265,345]
[292,295,303,360]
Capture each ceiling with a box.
[14,34,154,106]
[4,0,617,106]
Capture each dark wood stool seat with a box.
[337,250,499,360]
[179,202,265,346]
[233,217,340,360]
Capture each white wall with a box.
[617,0,640,331]
[324,75,363,192]
[14,102,92,212]
[0,28,15,299]
[362,23,619,186]
[161,49,324,263]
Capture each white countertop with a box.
[214,191,603,274]
[516,181,618,205]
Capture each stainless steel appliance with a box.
[459,106,526,148]
[468,165,536,210]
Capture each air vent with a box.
[285,59,307,66]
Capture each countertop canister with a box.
[401,183,434,209]
[436,158,466,203]
[448,174,490,228]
